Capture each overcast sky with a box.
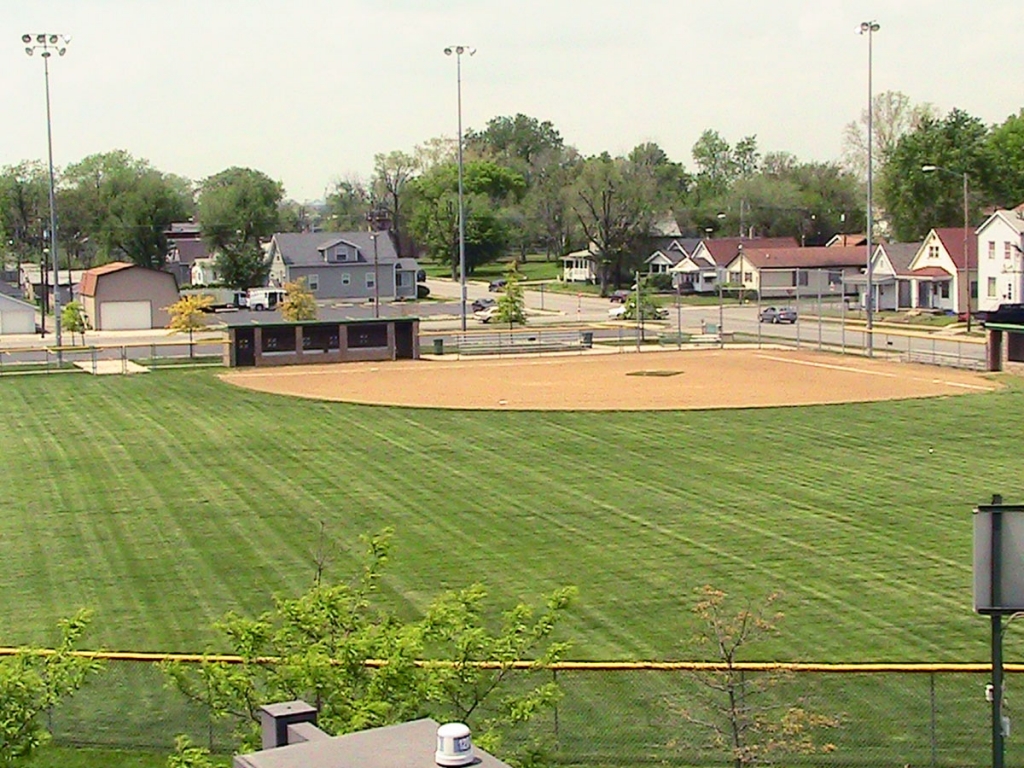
[4,1,1023,202]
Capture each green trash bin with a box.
[433,338,444,355]
[581,331,594,348]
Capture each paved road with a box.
[0,279,987,369]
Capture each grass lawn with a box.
[0,367,1020,663]
[3,367,1023,765]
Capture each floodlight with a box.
[48,34,57,43]
[22,33,31,43]
[444,47,452,55]
[36,34,45,43]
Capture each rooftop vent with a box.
[435,722,474,767]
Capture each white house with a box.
[906,228,977,314]
[856,242,920,311]
[190,257,220,287]
[975,209,1024,314]
[560,248,598,283]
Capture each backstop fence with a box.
[13,653,1023,766]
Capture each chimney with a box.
[435,723,474,767]
[259,700,319,750]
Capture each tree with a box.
[0,610,102,765]
[677,586,838,768]
[571,155,658,294]
[495,265,526,328]
[372,151,418,247]
[878,109,992,241]
[197,167,284,289]
[0,161,51,268]
[421,583,576,756]
[691,130,737,200]
[407,161,525,276]
[466,114,564,176]
[60,151,193,269]
[986,109,1024,208]
[61,301,89,346]
[166,294,212,357]
[325,178,372,231]
[164,529,574,760]
[281,278,317,321]
[841,90,937,178]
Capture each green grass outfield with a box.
[1,367,1021,664]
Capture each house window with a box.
[1006,242,1013,260]
[928,245,940,259]
[989,241,996,259]
[939,282,949,299]
[366,273,375,288]
[988,277,997,298]
[795,271,809,287]
[341,272,351,285]
[744,272,753,282]
[729,270,741,283]
[308,274,319,291]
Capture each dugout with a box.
[225,318,419,368]
[984,304,1024,374]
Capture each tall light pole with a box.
[922,164,972,331]
[23,33,70,349]
[859,20,879,357]
[444,45,475,333]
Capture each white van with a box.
[247,287,287,311]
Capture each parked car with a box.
[759,306,798,324]
[609,289,631,303]
[471,297,496,312]
[609,305,669,320]
[488,279,507,292]
[474,306,501,323]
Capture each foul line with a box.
[754,353,995,392]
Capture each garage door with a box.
[100,301,152,330]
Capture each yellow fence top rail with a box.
[0,648,1020,673]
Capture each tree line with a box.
[3,95,1024,291]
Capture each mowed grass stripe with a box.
[0,369,1018,662]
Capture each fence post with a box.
[930,671,937,768]
[552,667,560,748]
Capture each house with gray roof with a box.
[266,232,418,302]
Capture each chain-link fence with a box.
[0,338,225,375]
[32,657,1024,766]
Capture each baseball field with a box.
[0,349,1015,663]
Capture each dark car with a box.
[471,297,496,312]
[488,279,507,292]
[759,306,798,324]
[609,289,631,303]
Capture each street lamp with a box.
[922,164,972,331]
[859,20,879,357]
[443,45,475,333]
[23,32,70,349]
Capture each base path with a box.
[220,349,1000,411]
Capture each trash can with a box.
[433,338,444,355]
[581,331,594,349]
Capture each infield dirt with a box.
[221,348,999,411]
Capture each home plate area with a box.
[221,349,998,411]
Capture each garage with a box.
[79,262,179,330]
[99,300,152,331]
[0,295,37,335]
